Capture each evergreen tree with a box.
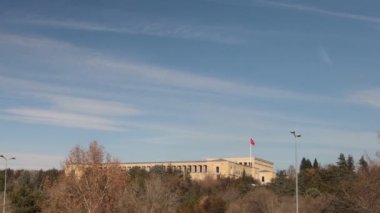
[305,159,312,169]
[10,185,41,213]
[337,153,347,170]
[336,153,355,178]
[358,156,368,172]
[347,155,355,172]
[269,170,295,196]
[300,158,307,171]
[313,158,319,169]
[300,158,313,171]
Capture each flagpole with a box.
[250,142,252,169]
[249,138,255,179]
[252,147,255,179]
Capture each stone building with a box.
[66,157,274,184]
[119,157,274,184]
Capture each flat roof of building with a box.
[120,159,227,165]
[119,157,273,165]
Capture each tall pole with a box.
[250,138,255,178]
[250,142,252,168]
[0,155,15,213]
[290,131,301,213]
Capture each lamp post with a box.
[290,131,301,213]
[0,155,15,213]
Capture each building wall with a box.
[120,161,215,180]
[118,157,274,183]
[218,157,275,183]
[65,157,274,183]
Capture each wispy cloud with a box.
[318,46,333,70]
[0,33,74,49]
[0,77,141,131]
[0,33,343,134]
[86,57,335,103]
[0,75,73,95]
[43,94,141,116]
[256,0,380,24]
[349,88,380,108]
[0,32,333,104]
[3,108,125,131]
[16,19,243,44]
[0,31,343,112]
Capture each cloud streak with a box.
[256,0,380,24]
[44,94,141,116]
[0,33,353,135]
[0,33,335,103]
[17,19,243,44]
[0,78,141,131]
[318,46,333,70]
[86,57,334,103]
[0,33,74,49]
[349,88,380,108]
[3,108,126,131]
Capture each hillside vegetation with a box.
[1,141,380,213]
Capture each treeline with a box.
[270,154,379,212]
[1,141,380,212]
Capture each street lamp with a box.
[0,155,15,213]
[290,131,301,213]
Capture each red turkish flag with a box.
[250,138,255,146]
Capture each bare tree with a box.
[341,165,380,213]
[227,188,281,213]
[65,141,110,165]
[43,141,126,213]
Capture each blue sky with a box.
[0,0,379,170]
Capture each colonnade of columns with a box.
[124,164,208,173]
